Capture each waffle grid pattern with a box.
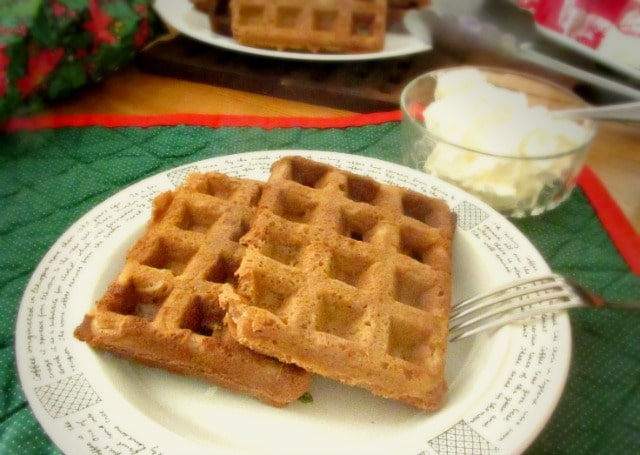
[222,157,455,410]
[74,172,310,407]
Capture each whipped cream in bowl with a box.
[400,67,597,217]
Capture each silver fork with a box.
[449,273,640,341]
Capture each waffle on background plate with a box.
[220,156,455,410]
[191,0,232,36]
[189,0,431,53]
[74,172,311,407]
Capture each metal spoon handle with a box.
[518,43,640,101]
[555,101,640,122]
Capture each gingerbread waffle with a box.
[74,172,310,407]
[220,156,455,410]
[387,0,431,21]
[190,0,232,35]
[229,0,387,53]
[190,0,214,13]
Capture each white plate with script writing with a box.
[16,151,570,454]
[152,0,431,61]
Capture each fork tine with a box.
[449,291,576,341]
[449,274,582,341]
[451,274,564,316]
[450,280,565,319]
[449,299,581,341]
[451,289,572,328]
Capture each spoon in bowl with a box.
[554,101,640,122]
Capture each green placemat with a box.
[1,118,639,454]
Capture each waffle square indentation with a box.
[351,12,375,37]
[142,237,198,276]
[346,174,380,204]
[313,10,337,31]
[394,266,430,308]
[329,250,372,287]
[277,6,301,28]
[387,316,430,365]
[175,201,223,234]
[104,278,171,322]
[180,295,225,336]
[399,224,437,264]
[272,190,317,223]
[288,158,328,188]
[205,255,240,285]
[238,5,265,26]
[315,292,365,341]
[251,271,296,315]
[339,208,378,242]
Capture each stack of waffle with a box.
[75,156,455,410]
[190,0,430,53]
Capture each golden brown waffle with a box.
[190,0,215,13]
[74,172,311,407]
[220,156,455,410]
[387,0,431,21]
[229,0,388,53]
[189,0,217,14]
[209,0,232,36]
[190,0,232,35]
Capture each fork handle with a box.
[573,286,640,310]
[601,300,640,310]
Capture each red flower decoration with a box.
[52,1,67,17]
[16,48,65,98]
[134,4,150,49]
[0,24,28,37]
[84,0,118,46]
[0,45,9,97]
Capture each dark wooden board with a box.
[136,34,461,112]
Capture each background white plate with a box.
[153,0,431,61]
[16,151,570,454]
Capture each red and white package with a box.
[517,0,640,71]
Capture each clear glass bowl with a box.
[400,66,597,218]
